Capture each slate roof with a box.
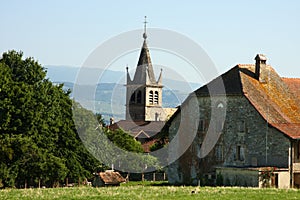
[193,62,300,139]
[109,120,165,138]
[129,39,160,85]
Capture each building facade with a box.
[167,54,300,188]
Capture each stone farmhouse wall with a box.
[168,95,290,185]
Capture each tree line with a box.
[0,51,158,188]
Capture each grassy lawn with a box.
[1,182,300,200]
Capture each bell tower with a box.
[125,16,163,121]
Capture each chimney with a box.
[254,54,267,81]
[110,117,114,125]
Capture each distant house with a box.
[92,171,126,187]
[167,54,300,188]
[109,120,165,152]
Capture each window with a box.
[215,119,223,132]
[217,102,224,109]
[130,92,135,103]
[137,90,142,104]
[215,102,225,132]
[236,145,245,161]
[215,145,223,161]
[149,91,153,104]
[238,121,246,132]
[197,143,202,158]
[154,91,159,104]
[199,119,205,131]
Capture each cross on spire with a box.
[143,16,147,39]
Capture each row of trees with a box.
[0,51,159,188]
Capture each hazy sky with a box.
[1,0,300,80]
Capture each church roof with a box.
[131,39,157,85]
[128,17,161,86]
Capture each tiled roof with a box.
[141,139,158,153]
[193,63,300,139]
[282,78,300,102]
[195,66,243,96]
[239,64,300,139]
[109,120,165,138]
[99,171,125,185]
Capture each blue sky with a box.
[1,0,300,80]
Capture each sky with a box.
[1,0,300,82]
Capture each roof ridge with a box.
[282,77,300,80]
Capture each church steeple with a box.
[143,16,147,40]
[132,16,156,85]
[125,17,164,121]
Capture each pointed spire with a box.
[126,64,132,84]
[143,16,147,40]
[157,68,163,85]
[132,17,157,84]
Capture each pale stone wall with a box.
[144,107,177,121]
[219,96,290,168]
[278,171,290,189]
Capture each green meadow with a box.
[1,182,300,200]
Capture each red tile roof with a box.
[238,64,300,139]
[282,78,300,101]
[99,171,125,185]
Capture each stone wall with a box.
[216,167,259,187]
[168,94,291,185]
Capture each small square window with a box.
[238,121,246,132]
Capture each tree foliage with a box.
[0,50,161,188]
[105,128,144,153]
[73,105,160,173]
[0,51,100,188]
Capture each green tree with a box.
[0,51,100,188]
[73,104,161,173]
[105,128,144,153]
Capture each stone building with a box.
[167,54,300,188]
[109,19,176,151]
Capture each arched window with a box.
[149,91,153,104]
[130,92,136,103]
[216,102,225,132]
[154,91,159,104]
[137,90,142,104]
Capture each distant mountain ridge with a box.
[45,65,124,83]
[46,65,201,123]
[46,65,201,90]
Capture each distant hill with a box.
[46,65,201,91]
[45,65,124,83]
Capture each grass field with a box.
[1,182,300,200]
